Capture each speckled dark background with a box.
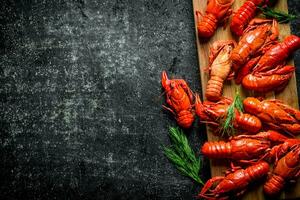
[0,0,299,200]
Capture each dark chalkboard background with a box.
[0,1,299,199]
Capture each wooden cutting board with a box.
[192,0,299,199]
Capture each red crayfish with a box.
[195,94,262,133]
[201,131,288,161]
[196,0,234,38]
[264,144,300,196]
[230,18,278,72]
[241,35,300,92]
[243,97,300,136]
[267,139,300,162]
[230,0,274,36]
[205,40,236,101]
[198,161,269,199]
[161,71,195,128]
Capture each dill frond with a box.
[221,92,244,136]
[258,6,298,23]
[164,127,204,185]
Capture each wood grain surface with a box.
[192,0,299,199]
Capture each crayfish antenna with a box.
[162,105,176,116]
[238,159,260,165]
[196,193,219,200]
[157,90,167,100]
[259,150,271,163]
[281,129,296,138]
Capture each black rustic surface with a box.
[0,1,299,200]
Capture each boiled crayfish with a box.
[205,40,236,101]
[161,71,195,128]
[198,161,269,199]
[230,0,274,36]
[195,94,262,133]
[267,139,300,163]
[231,18,278,72]
[201,131,288,161]
[241,35,300,92]
[243,97,300,136]
[196,0,234,38]
[264,144,300,196]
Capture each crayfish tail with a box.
[230,0,260,36]
[246,161,269,183]
[283,35,300,53]
[263,175,284,196]
[176,110,195,129]
[201,141,231,159]
[205,76,224,101]
[197,14,218,38]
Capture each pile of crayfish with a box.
[200,132,300,199]
[161,0,300,199]
[161,69,300,199]
[195,0,300,93]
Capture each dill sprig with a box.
[164,127,204,185]
[258,6,298,23]
[221,92,244,137]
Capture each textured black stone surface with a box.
[0,1,299,200]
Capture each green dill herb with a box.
[258,6,298,23]
[164,127,204,185]
[221,92,244,136]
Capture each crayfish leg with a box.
[220,9,232,29]
[249,18,273,25]
[224,162,242,175]
[269,100,300,121]
[238,159,262,165]
[243,18,272,34]
[195,94,204,115]
[198,176,224,198]
[238,56,261,82]
[162,105,176,116]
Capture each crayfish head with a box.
[243,97,262,115]
[285,144,300,168]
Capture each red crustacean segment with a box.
[252,35,300,73]
[240,35,300,92]
[231,18,278,72]
[267,139,300,162]
[201,131,287,161]
[241,66,295,92]
[196,0,234,38]
[205,40,236,101]
[198,161,269,199]
[234,112,262,132]
[161,71,195,128]
[264,144,300,196]
[230,0,264,36]
[243,97,300,135]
